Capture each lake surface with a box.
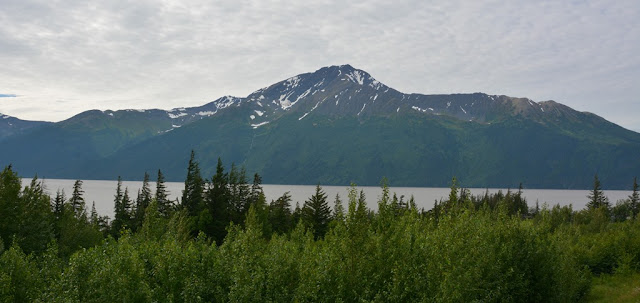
[23,179,634,219]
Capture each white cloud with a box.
[0,0,639,131]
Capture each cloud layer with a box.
[0,0,639,131]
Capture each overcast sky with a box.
[1,0,639,131]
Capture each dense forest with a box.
[1,152,639,302]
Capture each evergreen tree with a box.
[0,165,22,249]
[227,163,251,223]
[250,173,263,206]
[90,202,99,226]
[155,169,170,218]
[52,189,66,239]
[269,192,293,234]
[247,173,270,236]
[630,177,639,219]
[52,189,65,221]
[122,188,132,222]
[302,185,332,239]
[112,177,128,236]
[292,202,302,226]
[587,174,610,211]
[205,158,230,244]
[182,150,204,217]
[69,180,86,220]
[134,172,152,230]
[17,176,54,254]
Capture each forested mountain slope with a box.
[1,65,639,189]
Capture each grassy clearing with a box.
[585,273,640,302]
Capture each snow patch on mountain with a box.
[412,106,434,113]
[293,88,312,105]
[285,76,301,88]
[197,111,215,116]
[214,96,240,110]
[251,121,270,129]
[168,112,188,119]
[358,103,367,116]
[299,97,327,121]
[369,80,383,90]
[344,70,365,85]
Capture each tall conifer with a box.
[587,174,610,211]
[182,150,204,217]
[155,169,170,217]
[303,185,331,239]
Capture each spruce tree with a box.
[587,174,610,211]
[155,169,170,217]
[250,173,263,206]
[17,176,54,254]
[269,192,293,234]
[182,150,204,217]
[53,189,65,221]
[302,185,331,239]
[52,189,66,239]
[227,163,250,223]
[206,158,230,244]
[69,180,86,220]
[134,172,152,229]
[112,177,127,236]
[122,188,132,223]
[90,202,99,226]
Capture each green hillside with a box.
[1,65,639,189]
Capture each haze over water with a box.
[24,179,633,219]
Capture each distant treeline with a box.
[0,152,639,302]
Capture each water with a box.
[23,179,634,219]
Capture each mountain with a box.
[1,65,639,189]
[0,113,52,142]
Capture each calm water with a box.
[23,179,634,219]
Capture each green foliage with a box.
[5,165,640,302]
[629,177,639,219]
[0,244,42,302]
[60,236,151,302]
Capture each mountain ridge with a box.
[1,65,639,189]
